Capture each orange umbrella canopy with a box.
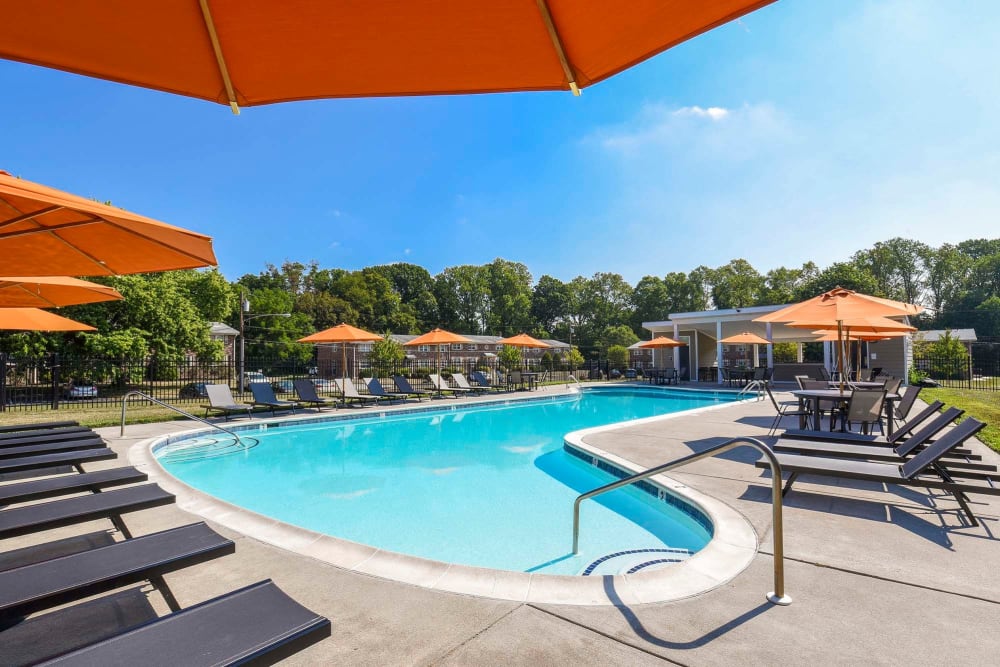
[0,308,95,331]
[0,1,775,112]
[404,328,473,346]
[0,170,217,276]
[637,336,686,348]
[498,333,550,349]
[754,287,922,324]
[0,276,123,308]
[810,330,906,342]
[787,316,916,335]
[719,331,771,345]
[297,323,381,344]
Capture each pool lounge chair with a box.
[392,375,433,401]
[4,580,331,666]
[429,374,471,398]
[0,420,80,434]
[293,379,338,410]
[0,467,147,506]
[338,378,379,407]
[0,437,106,461]
[452,372,486,395]
[781,400,945,446]
[248,382,300,416]
[774,407,992,471]
[0,426,95,444]
[0,448,117,479]
[469,370,505,392]
[891,385,922,427]
[201,384,253,421]
[757,417,994,526]
[0,522,234,623]
[365,377,410,403]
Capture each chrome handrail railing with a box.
[572,437,791,605]
[119,390,247,448]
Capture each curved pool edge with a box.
[129,388,759,606]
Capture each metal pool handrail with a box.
[120,390,247,448]
[571,437,791,605]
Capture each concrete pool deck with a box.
[8,384,1000,664]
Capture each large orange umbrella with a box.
[0,170,217,276]
[637,336,686,348]
[788,316,915,387]
[298,323,381,381]
[404,328,472,384]
[0,308,95,331]
[0,2,775,112]
[498,333,550,371]
[0,276,123,308]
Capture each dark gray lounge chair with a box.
[393,375,432,401]
[782,400,945,447]
[0,437,106,461]
[0,448,117,478]
[248,382,300,415]
[0,420,79,434]
[364,377,409,403]
[201,384,252,421]
[0,427,94,444]
[452,373,485,395]
[757,418,993,526]
[774,408,992,471]
[0,484,174,539]
[0,467,147,506]
[23,580,330,667]
[293,379,338,410]
[0,522,234,623]
[470,370,504,392]
[892,384,922,426]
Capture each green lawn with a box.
[921,387,1000,452]
[0,404,192,429]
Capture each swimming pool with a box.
[155,387,740,576]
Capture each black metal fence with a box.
[912,351,1000,391]
[0,353,606,412]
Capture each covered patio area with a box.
[642,305,910,384]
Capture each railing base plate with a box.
[767,592,792,606]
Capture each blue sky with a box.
[2,1,998,285]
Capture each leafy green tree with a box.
[531,275,572,334]
[852,238,928,303]
[434,265,488,333]
[566,346,585,370]
[973,296,1000,338]
[498,345,522,371]
[795,261,879,299]
[575,272,633,346]
[631,276,669,334]
[709,259,765,309]
[370,263,438,329]
[761,263,817,305]
[484,258,533,335]
[598,324,639,351]
[369,333,406,375]
[922,244,970,320]
[607,344,629,370]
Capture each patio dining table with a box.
[791,389,901,436]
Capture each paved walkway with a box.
[10,386,1000,665]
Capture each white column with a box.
[797,343,804,363]
[823,342,832,373]
[766,322,774,368]
[673,323,681,374]
[716,321,724,384]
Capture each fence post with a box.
[968,354,973,390]
[50,352,60,410]
[0,352,7,412]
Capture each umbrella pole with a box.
[837,321,846,394]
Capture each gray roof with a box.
[914,329,977,343]
[209,321,239,337]
[386,333,568,348]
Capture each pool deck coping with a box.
[130,384,758,606]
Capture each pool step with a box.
[581,547,693,576]
[156,435,259,463]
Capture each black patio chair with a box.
[365,377,411,403]
[392,375,433,401]
[293,379,338,410]
[248,382,300,416]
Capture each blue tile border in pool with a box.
[563,443,715,536]
[150,384,738,456]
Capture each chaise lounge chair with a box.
[337,378,379,408]
[469,370,505,392]
[0,426,95,445]
[452,372,486,395]
[0,448,117,479]
[0,420,80,434]
[774,407,992,471]
[757,417,993,526]
[293,379,338,411]
[429,374,471,398]
[248,382,300,416]
[393,375,433,401]
[781,400,946,446]
[364,377,410,403]
[201,384,253,421]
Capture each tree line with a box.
[2,236,998,361]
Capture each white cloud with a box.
[403,248,412,255]
[673,106,729,121]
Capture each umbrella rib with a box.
[0,205,65,231]
[10,283,59,308]
[198,0,241,115]
[534,0,581,95]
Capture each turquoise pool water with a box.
[157,387,737,575]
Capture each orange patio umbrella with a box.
[0,308,95,331]
[498,333,551,371]
[0,276,123,308]
[0,170,217,276]
[0,2,775,113]
[788,316,915,388]
[718,331,771,345]
[404,328,473,381]
[637,335,686,348]
[298,323,382,381]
